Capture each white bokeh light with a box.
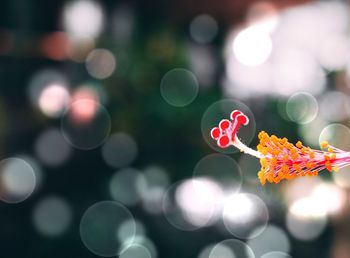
[38,84,71,118]
[63,0,104,38]
[33,196,73,236]
[233,25,272,67]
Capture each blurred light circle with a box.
[201,99,256,154]
[238,154,260,185]
[28,69,70,116]
[284,177,322,205]
[136,166,170,214]
[109,168,141,206]
[316,34,349,71]
[140,186,165,215]
[102,133,137,168]
[68,36,96,62]
[319,123,350,151]
[80,201,136,257]
[223,193,269,239]
[319,91,350,122]
[0,158,36,203]
[193,154,242,194]
[120,244,152,258]
[209,239,255,258]
[38,84,71,118]
[233,25,272,67]
[261,252,293,258]
[286,208,327,241]
[33,196,72,236]
[125,236,158,258]
[117,219,146,243]
[189,14,218,44]
[162,180,216,231]
[136,165,170,194]
[332,164,350,188]
[86,49,116,79]
[286,92,318,124]
[18,155,43,191]
[311,183,346,216]
[298,114,327,147]
[63,0,104,38]
[35,128,72,166]
[61,99,111,150]
[248,225,290,258]
[160,68,199,107]
[271,47,325,96]
[198,244,216,258]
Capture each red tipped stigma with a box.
[210,109,350,185]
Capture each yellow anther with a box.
[320,141,329,149]
[328,147,333,153]
[296,141,302,148]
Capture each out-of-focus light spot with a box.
[33,196,72,236]
[273,2,348,55]
[233,25,272,67]
[160,68,199,107]
[248,225,290,258]
[124,236,158,258]
[68,36,96,63]
[72,85,100,103]
[117,219,145,244]
[80,201,135,257]
[109,168,141,206]
[319,91,350,122]
[175,178,222,227]
[246,1,279,33]
[38,84,71,118]
[187,44,216,88]
[0,158,36,203]
[35,128,72,166]
[286,200,327,241]
[140,187,165,215]
[272,47,325,96]
[18,155,43,191]
[311,183,346,216]
[201,99,256,153]
[137,166,170,193]
[163,180,216,231]
[223,193,269,239]
[41,32,70,60]
[209,239,255,258]
[189,14,218,44]
[316,34,349,71]
[284,177,322,204]
[28,69,69,115]
[198,244,216,258]
[102,133,138,169]
[120,244,152,258]
[298,114,327,147]
[261,251,293,258]
[136,166,170,214]
[193,154,242,195]
[63,0,104,39]
[319,123,350,151]
[286,92,318,124]
[86,49,116,79]
[61,99,111,150]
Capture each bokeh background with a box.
[1,0,350,257]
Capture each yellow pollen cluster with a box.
[256,131,337,185]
